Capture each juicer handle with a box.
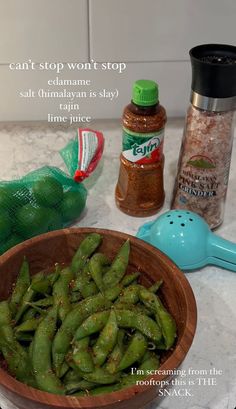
[208,234,236,267]
[207,256,236,272]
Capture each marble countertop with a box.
[0,119,235,409]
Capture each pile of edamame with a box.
[0,233,177,396]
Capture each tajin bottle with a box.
[115,79,167,216]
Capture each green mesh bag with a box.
[0,128,104,255]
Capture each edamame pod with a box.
[114,302,151,316]
[82,367,120,385]
[31,276,51,294]
[105,329,125,374]
[14,272,44,323]
[139,353,160,372]
[115,309,162,343]
[93,310,118,366]
[121,272,140,287]
[149,280,163,293]
[155,302,176,349]
[59,361,69,379]
[9,258,30,316]
[47,264,61,286]
[72,337,94,373]
[71,233,102,275]
[0,302,35,386]
[66,352,82,372]
[103,240,130,288]
[104,284,123,302]
[0,301,11,326]
[15,317,43,333]
[80,281,99,298]
[21,307,37,322]
[53,267,74,321]
[74,310,110,341]
[115,284,140,305]
[33,296,54,308]
[0,328,35,386]
[25,302,47,316]
[32,306,65,394]
[63,368,82,384]
[117,331,147,371]
[72,262,91,293]
[120,353,160,387]
[139,287,176,349]
[89,253,109,293]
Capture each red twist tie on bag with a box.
[74,128,104,182]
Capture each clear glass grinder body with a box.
[171,44,236,229]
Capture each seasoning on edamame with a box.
[70,233,102,275]
[9,258,30,316]
[14,272,45,323]
[115,309,162,343]
[53,266,74,321]
[52,293,111,376]
[105,329,125,374]
[0,233,177,397]
[117,331,147,371]
[139,287,176,349]
[0,301,35,386]
[93,310,118,366]
[103,240,130,288]
[32,306,65,394]
[89,253,110,293]
[71,337,94,373]
[74,310,110,341]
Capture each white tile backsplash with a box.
[0,0,88,61]
[0,0,235,121]
[89,0,236,62]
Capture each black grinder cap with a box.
[190,44,236,98]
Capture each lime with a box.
[32,177,63,207]
[11,186,33,207]
[0,185,32,214]
[0,186,13,210]
[15,204,49,239]
[0,234,22,255]
[47,208,63,231]
[0,209,12,241]
[59,191,86,223]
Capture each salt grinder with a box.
[171,44,236,229]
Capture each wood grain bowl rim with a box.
[0,228,197,408]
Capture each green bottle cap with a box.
[132,79,159,106]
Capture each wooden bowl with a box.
[0,228,197,409]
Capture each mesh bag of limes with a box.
[0,129,104,255]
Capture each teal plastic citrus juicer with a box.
[137,209,236,271]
